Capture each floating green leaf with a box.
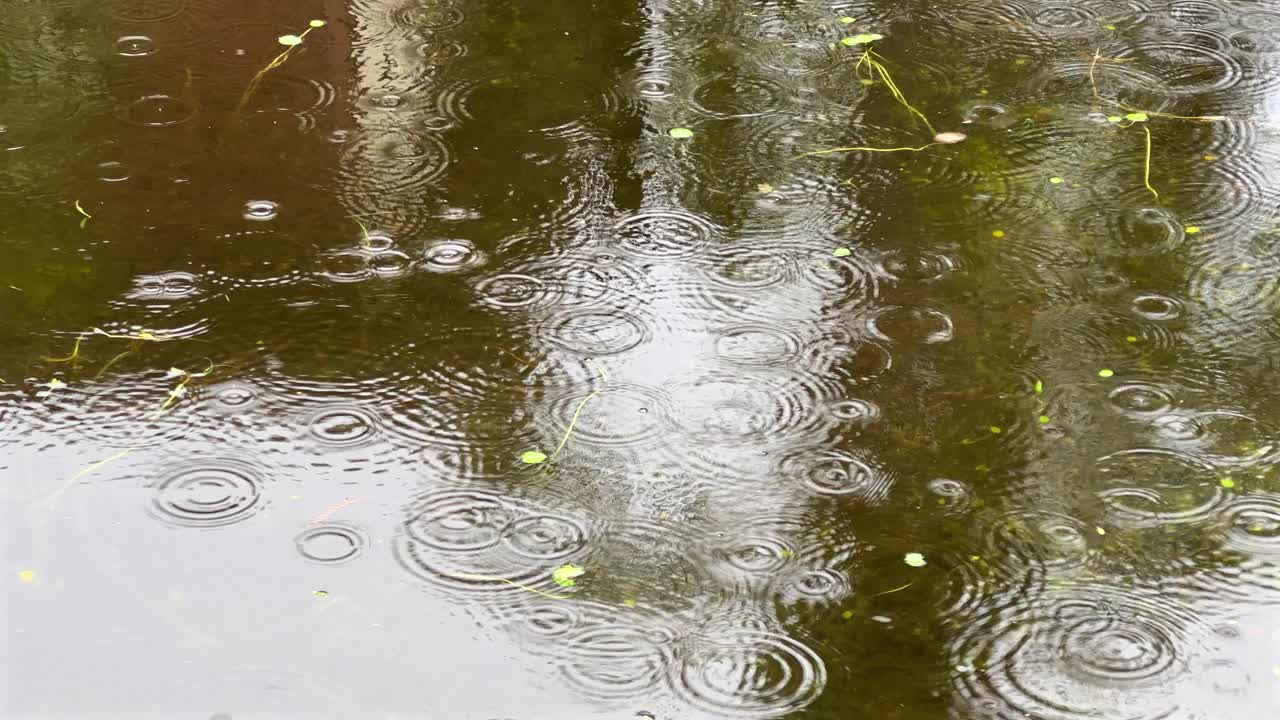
[309,19,326,27]
[1185,225,1200,234]
[277,34,304,46]
[1033,379,1043,394]
[668,127,694,139]
[991,230,1005,238]
[1124,112,1149,122]
[1039,415,1051,424]
[839,16,856,24]
[1048,176,1064,184]
[833,247,851,257]
[520,450,547,464]
[1107,116,1123,123]
[1097,368,1115,378]
[904,552,927,567]
[552,563,585,587]
[1220,477,1236,489]
[841,33,884,46]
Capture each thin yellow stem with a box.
[93,346,135,380]
[546,359,608,463]
[1123,105,1224,122]
[1142,125,1159,201]
[46,336,85,363]
[869,582,913,597]
[798,143,938,158]
[354,218,372,248]
[235,24,319,116]
[865,50,936,135]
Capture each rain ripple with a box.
[950,582,1216,720]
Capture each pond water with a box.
[4,0,1280,717]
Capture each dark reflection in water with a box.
[3,0,1280,717]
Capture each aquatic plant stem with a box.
[74,200,91,229]
[547,360,608,462]
[798,143,937,158]
[869,582,913,597]
[353,218,373,248]
[857,50,935,136]
[234,21,325,117]
[45,336,85,363]
[1142,125,1159,201]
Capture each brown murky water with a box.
[4,0,1280,717]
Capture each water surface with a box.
[4,0,1280,717]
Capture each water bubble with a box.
[560,623,672,701]
[951,583,1211,720]
[114,36,156,57]
[89,160,129,185]
[542,310,648,356]
[242,200,279,221]
[672,629,826,718]
[420,239,486,273]
[1096,448,1224,528]
[122,94,196,127]
[403,490,516,553]
[1107,382,1176,417]
[1221,493,1280,555]
[825,398,881,427]
[148,459,267,528]
[205,382,261,414]
[869,306,955,344]
[927,478,973,512]
[613,209,716,258]
[303,405,380,448]
[472,273,559,309]
[669,373,830,445]
[781,448,893,501]
[502,514,590,560]
[985,510,1092,577]
[296,523,367,564]
[1130,293,1184,321]
[713,324,802,367]
[690,75,787,118]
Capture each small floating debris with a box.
[933,131,967,144]
[552,563,585,587]
[668,127,694,139]
[842,33,883,46]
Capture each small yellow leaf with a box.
[309,19,326,27]
[278,34,304,47]
[756,183,774,193]
[18,570,36,583]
